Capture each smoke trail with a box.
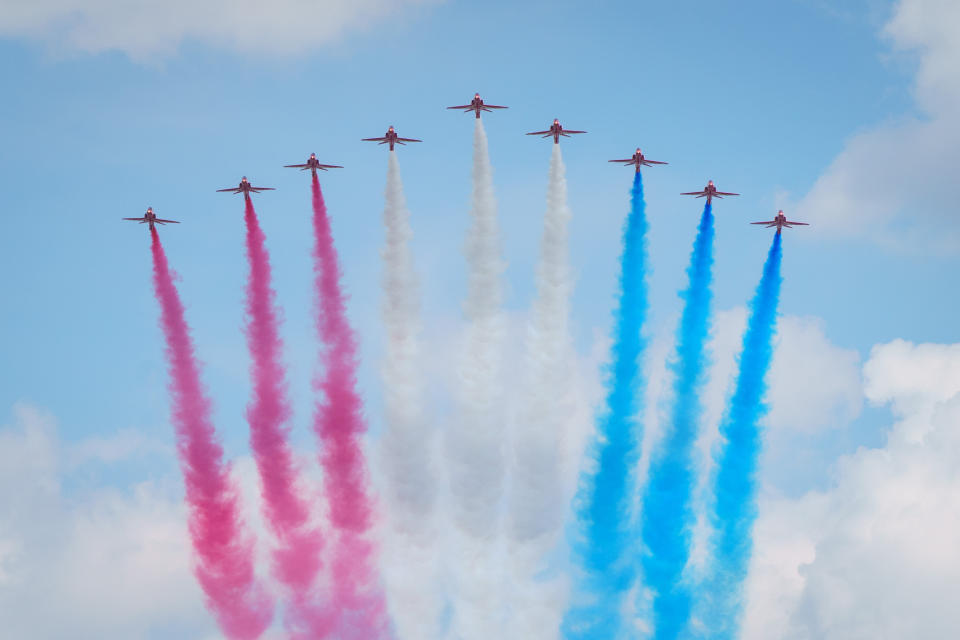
[640,202,715,640]
[241,197,327,637]
[447,118,508,640]
[149,227,273,640]
[564,171,649,640]
[310,174,391,640]
[376,152,440,640]
[699,232,782,640]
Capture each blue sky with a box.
[3,0,947,450]
[2,0,959,637]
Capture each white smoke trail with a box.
[507,144,578,640]
[378,151,442,640]
[445,118,509,640]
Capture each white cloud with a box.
[66,427,171,468]
[0,0,442,60]
[0,404,214,639]
[702,310,863,438]
[794,0,960,253]
[743,339,960,639]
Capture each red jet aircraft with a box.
[216,176,275,197]
[284,153,343,175]
[447,93,508,119]
[751,210,809,234]
[681,180,740,205]
[362,126,422,151]
[608,148,668,172]
[526,119,586,144]
[123,207,179,231]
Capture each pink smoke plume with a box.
[149,226,273,640]
[311,173,391,640]
[242,196,330,636]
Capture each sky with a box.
[1,0,959,638]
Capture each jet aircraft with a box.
[122,207,179,231]
[284,153,343,175]
[216,177,275,197]
[608,148,668,172]
[681,180,740,204]
[751,210,809,234]
[362,126,422,151]
[526,119,586,144]
[447,93,508,119]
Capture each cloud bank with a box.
[743,339,960,639]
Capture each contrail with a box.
[640,202,715,639]
[508,143,582,640]
[149,226,273,640]
[241,197,327,637]
[376,151,439,640]
[699,232,783,640]
[564,171,649,640]
[310,174,391,640]
[446,118,508,640]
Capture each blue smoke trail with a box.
[563,171,649,640]
[699,232,783,640]
[640,202,715,640]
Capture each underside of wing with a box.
[526,130,551,136]
[717,191,739,196]
[485,105,507,109]
[751,221,775,225]
[362,137,387,142]
[609,159,632,163]
[564,130,587,134]
[215,188,237,192]
[156,218,180,224]
[447,105,471,110]
[787,221,809,225]
[397,137,421,143]
[122,217,143,221]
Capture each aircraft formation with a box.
[123,92,808,235]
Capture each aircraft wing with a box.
[156,218,180,224]
[318,164,344,170]
[216,188,239,193]
[681,191,707,196]
[716,191,739,196]
[362,137,388,143]
[750,221,776,225]
[484,105,508,109]
[250,187,275,192]
[284,163,309,169]
[645,160,668,165]
[564,130,587,134]
[122,217,144,221]
[447,104,472,110]
[396,137,422,143]
[608,158,634,163]
[786,221,809,226]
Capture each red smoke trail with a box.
[149,226,273,640]
[242,196,329,636]
[310,173,391,640]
